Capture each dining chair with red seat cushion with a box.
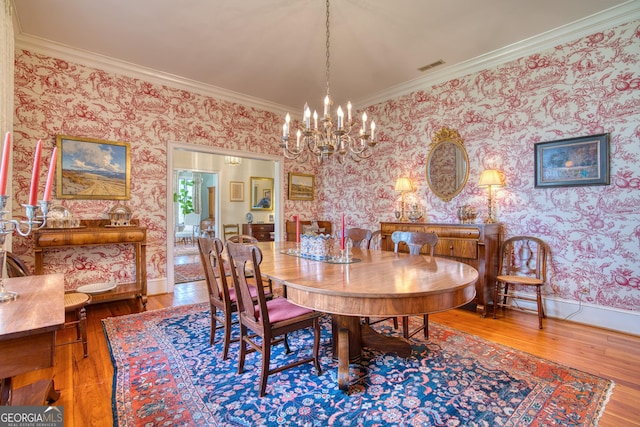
[226,241,322,397]
[197,237,263,360]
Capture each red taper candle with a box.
[28,140,43,206]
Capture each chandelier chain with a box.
[325,0,331,98]
[279,0,378,163]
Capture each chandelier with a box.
[280,0,378,163]
[224,156,241,166]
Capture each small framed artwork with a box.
[229,181,244,202]
[288,172,315,201]
[534,133,610,188]
[56,135,131,199]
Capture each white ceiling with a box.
[11,0,635,112]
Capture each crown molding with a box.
[13,1,639,114]
[13,33,292,117]
[356,1,640,108]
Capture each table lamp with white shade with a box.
[395,177,413,222]
[478,169,503,223]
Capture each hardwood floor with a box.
[13,280,640,426]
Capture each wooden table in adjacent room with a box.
[0,273,64,405]
[255,242,478,390]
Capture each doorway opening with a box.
[166,142,283,294]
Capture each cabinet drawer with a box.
[380,223,426,234]
[251,224,274,232]
[434,239,478,260]
[426,226,480,239]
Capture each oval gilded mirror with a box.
[425,127,469,202]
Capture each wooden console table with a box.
[0,274,64,406]
[380,222,502,316]
[33,219,147,308]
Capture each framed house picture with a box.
[288,172,315,201]
[56,135,130,199]
[534,133,610,188]
[230,181,244,202]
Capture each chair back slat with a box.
[391,231,438,255]
[368,230,382,250]
[500,236,549,282]
[226,234,258,243]
[226,242,268,325]
[345,228,372,249]
[197,237,228,305]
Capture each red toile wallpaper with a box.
[11,20,640,315]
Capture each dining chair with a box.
[225,241,322,397]
[493,236,550,329]
[226,234,258,243]
[5,252,92,357]
[345,228,372,249]
[197,237,239,359]
[384,230,439,339]
[368,230,382,250]
[223,223,240,241]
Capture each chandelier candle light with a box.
[281,0,379,163]
[0,132,55,301]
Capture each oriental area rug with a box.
[174,244,205,284]
[103,303,614,427]
[174,262,205,284]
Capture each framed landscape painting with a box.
[534,133,610,188]
[56,135,131,199]
[288,172,315,201]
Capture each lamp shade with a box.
[478,169,502,187]
[395,177,413,192]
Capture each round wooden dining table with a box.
[255,241,478,390]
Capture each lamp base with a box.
[484,217,496,224]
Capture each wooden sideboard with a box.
[33,219,147,308]
[380,222,502,316]
[242,223,275,242]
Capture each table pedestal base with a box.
[331,314,412,391]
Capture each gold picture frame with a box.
[288,172,315,201]
[56,135,130,200]
[229,181,244,202]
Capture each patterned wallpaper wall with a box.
[319,20,640,312]
[12,20,639,315]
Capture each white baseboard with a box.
[505,291,639,336]
[147,277,169,296]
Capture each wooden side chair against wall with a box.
[493,236,550,329]
[223,223,240,241]
[5,252,92,357]
[345,228,372,249]
[381,231,439,339]
[226,242,322,397]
